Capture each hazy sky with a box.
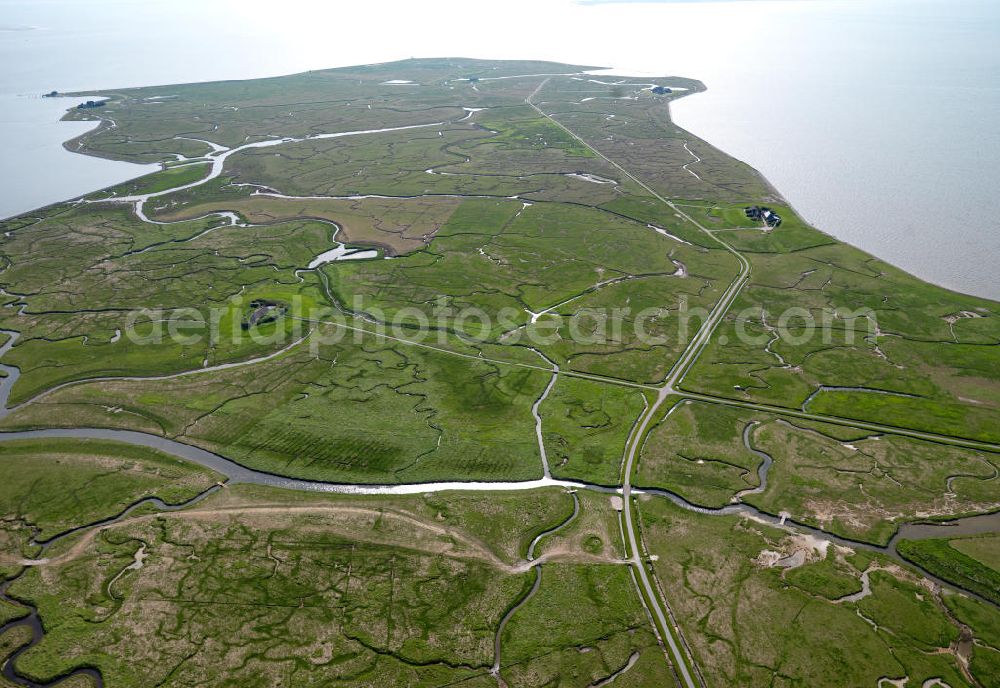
[4,0,994,92]
[0,0,843,91]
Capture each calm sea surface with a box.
[1,0,997,297]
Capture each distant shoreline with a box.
[6,64,998,305]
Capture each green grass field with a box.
[897,536,1000,605]
[0,438,221,570]
[637,495,994,687]
[102,161,210,197]
[4,483,648,687]
[1,57,998,686]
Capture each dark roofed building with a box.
[745,205,781,227]
[241,299,286,330]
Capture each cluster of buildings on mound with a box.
[651,85,672,95]
[41,91,107,110]
[745,205,782,228]
[241,300,287,330]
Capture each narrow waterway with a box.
[732,421,771,501]
[106,120,450,209]
[889,512,1000,548]
[529,348,560,479]
[0,579,104,688]
[492,492,580,686]
[0,427,616,496]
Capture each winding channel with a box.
[108,120,449,210]
[0,329,618,497]
[0,426,615,496]
[0,487,221,688]
[732,421,771,501]
[491,492,581,687]
[529,348,560,479]
[0,587,104,688]
[635,404,1000,604]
